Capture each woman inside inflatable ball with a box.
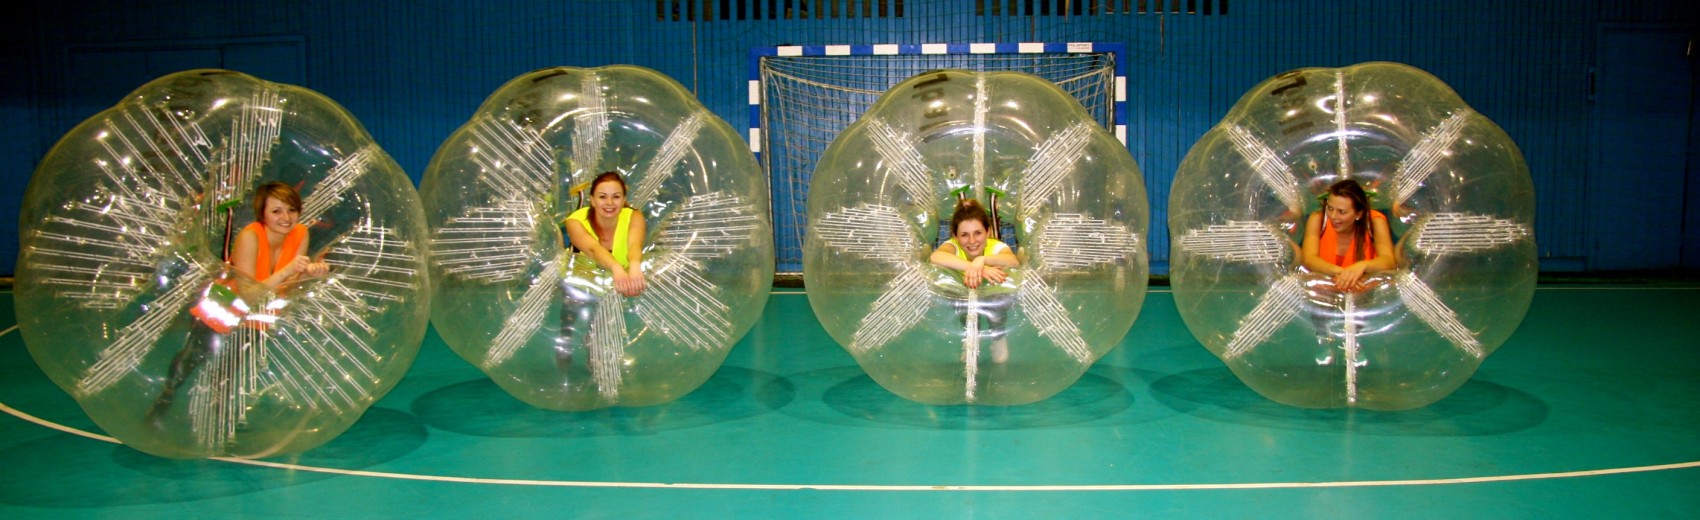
[16,70,429,458]
[146,181,331,425]
[556,170,646,374]
[422,65,773,412]
[930,197,1023,363]
[1303,179,1396,293]
[806,69,1148,406]
[1169,62,1537,411]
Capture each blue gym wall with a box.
[4,1,1697,276]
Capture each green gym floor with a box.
[1,285,1697,518]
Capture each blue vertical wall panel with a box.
[4,0,1697,276]
[1588,25,1693,270]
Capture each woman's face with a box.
[954,219,989,258]
[591,180,626,219]
[1325,194,1362,233]
[261,196,300,237]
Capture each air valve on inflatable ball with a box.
[805,69,1148,406]
[16,69,430,458]
[1169,62,1537,410]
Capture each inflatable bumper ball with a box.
[806,70,1148,405]
[1170,62,1536,410]
[16,70,430,458]
[422,66,773,411]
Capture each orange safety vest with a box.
[1317,210,1385,267]
[191,222,306,333]
[241,221,307,279]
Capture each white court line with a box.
[1531,285,1700,290]
[771,286,1700,296]
[2,399,1697,491]
[3,293,1697,492]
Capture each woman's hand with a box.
[962,258,984,288]
[963,257,1008,289]
[1334,262,1369,292]
[614,266,646,297]
[303,259,330,278]
[284,255,331,279]
[283,256,311,278]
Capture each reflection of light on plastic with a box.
[1412,212,1528,255]
[1036,214,1140,270]
[632,112,706,202]
[1170,62,1536,410]
[1391,112,1468,205]
[1220,274,1305,360]
[1395,270,1482,358]
[1226,125,1303,213]
[1173,220,1288,264]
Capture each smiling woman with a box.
[563,172,647,298]
[145,181,335,428]
[231,181,331,288]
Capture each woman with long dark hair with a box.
[1301,179,1395,291]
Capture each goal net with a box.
[752,43,1124,276]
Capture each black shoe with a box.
[144,393,173,430]
[555,346,574,372]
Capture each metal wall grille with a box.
[658,0,905,21]
[977,0,1226,16]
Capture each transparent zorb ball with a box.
[805,70,1147,405]
[16,69,429,458]
[1170,62,1536,410]
[421,65,773,411]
